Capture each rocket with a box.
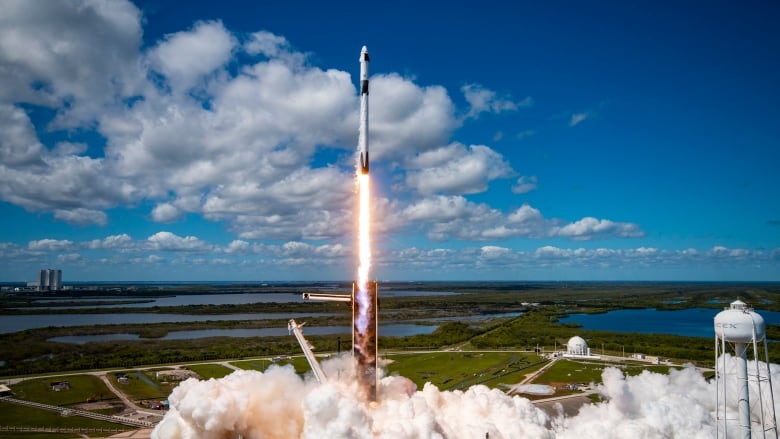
[358,46,370,174]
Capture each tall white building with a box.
[37,269,62,291]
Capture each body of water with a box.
[559,308,780,339]
[14,291,457,310]
[48,324,437,344]
[0,312,335,334]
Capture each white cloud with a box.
[479,245,511,259]
[512,176,538,194]
[570,112,589,127]
[28,239,74,251]
[147,231,213,252]
[0,104,45,167]
[555,217,644,240]
[244,31,304,66]
[146,20,236,92]
[152,203,183,223]
[88,234,133,250]
[57,253,82,263]
[225,240,251,254]
[406,144,513,195]
[399,198,642,242]
[371,74,459,161]
[461,84,531,119]
[0,0,143,127]
[53,208,108,226]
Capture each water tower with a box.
[714,300,777,438]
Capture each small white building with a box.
[563,335,600,359]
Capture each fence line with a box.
[0,396,154,428]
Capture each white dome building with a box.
[566,336,591,357]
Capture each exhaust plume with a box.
[152,355,780,439]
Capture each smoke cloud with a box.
[153,355,780,439]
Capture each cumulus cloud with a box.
[370,74,459,158]
[555,217,644,241]
[406,143,513,195]
[4,230,779,279]
[28,239,74,251]
[398,199,642,242]
[87,234,133,250]
[147,231,213,252]
[461,83,532,119]
[53,208,108,226]
[146,20,236,92]
[152,203,183,223]
[7,1,762,281]
[0,0,143,127]
[512,176,538,194]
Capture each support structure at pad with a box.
[353,281,378,401]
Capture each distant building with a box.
[37,269,62,291]
[563,335,600,359]
[50,381,70,391]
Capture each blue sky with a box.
[1,0,778,282]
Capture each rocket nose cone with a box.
[361,45,368,53]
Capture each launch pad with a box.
[293,282,379,401]
[353,281,378,401]
[288,45,378,401]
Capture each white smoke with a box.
[153,355,780,439]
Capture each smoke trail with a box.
[152,355,780,439]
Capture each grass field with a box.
[108,371,169,401]
[186,363,235,379]
[230,359,271,371]
[533,359,678,386]
[0,401,131,432]
[10,375,114,406]
[384,352,545,390]
[0,433,81,439]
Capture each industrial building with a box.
[36,269,62,291]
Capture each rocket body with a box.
[358,46,370,174]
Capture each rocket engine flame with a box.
[356,173,371,333]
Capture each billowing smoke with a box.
[153,355,780,439]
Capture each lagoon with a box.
[0,312,335,334]
[48,324,438,344]
[13,290,458,310]
[559,308,780,339]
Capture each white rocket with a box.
[358,46,370,174]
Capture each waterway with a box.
[559,308,780,339]
[0,312,335,334]
[48,324,438,344]
[12,290,457,310]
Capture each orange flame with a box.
[355,173,371,332]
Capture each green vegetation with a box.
[108,370,169,401]
[186,363,235,379]
[384,352,543,390]
[2,281,779,377]
[0,402,129,432]
[231,359,271,371]
[10,375,113,406]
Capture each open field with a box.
[9,374,114,406]
[0,402,130,433]
[384,351,545,390]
